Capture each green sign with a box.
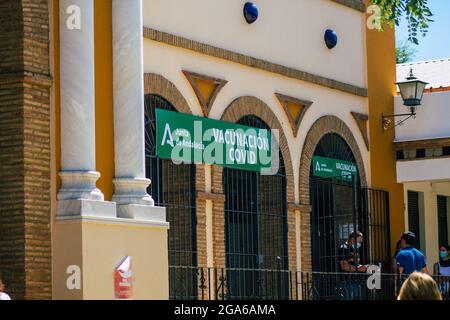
[156,109,272,172]
[312,156,358,181]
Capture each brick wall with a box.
[211,165,226,268]
[0,0,52,299]
[195,164,207,268]
[287,209,297,271]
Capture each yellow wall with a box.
[53,219,169,300]
[365,1,405,253]
[53,221,83,300]
[94,0,115,201]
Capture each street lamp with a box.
[382,68,428,131]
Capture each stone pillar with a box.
[112,0,155,218]
[57,0,114,217]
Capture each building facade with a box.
[0,0,405,299]
[395,58,450,266]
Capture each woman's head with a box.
[398,272,443,300]
[439,244,450,260]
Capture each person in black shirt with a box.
[337,231,367,300]
[338,231,367,273]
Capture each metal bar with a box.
[382,112,416,118]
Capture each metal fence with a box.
[169,266,296,300]
[169,266,450,300]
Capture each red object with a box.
[114,256,132,299]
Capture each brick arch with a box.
[299,115,368,207]
[144,73,192,114]
[219,96,295,203]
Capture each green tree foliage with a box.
[396,40,417,63]
[370,0,433,44]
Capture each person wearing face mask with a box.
[337,231,367,300]
[433,244,450,297]
[338,231,367,273]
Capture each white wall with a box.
[397,158,450,183]
[143,40,371,202]
[395,90,450,142]
[403,182,450,268]
[142,0,367,88]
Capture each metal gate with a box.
[310,177,391,272]
[223,115,289,299]
[310,133,391,274]
[144,94,198,299]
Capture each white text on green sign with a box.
[156,109,275,172]
[313,156,358,181]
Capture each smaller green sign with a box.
[312,156,358,181]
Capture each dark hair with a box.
[401,231,416,246]
[349,231,363,240]
[439,244,450,251]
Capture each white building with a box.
[395,58,450,266]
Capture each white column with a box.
[57,0,114,218]
[112,0,161,219]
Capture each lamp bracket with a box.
[382,112,416,131]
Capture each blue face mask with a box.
[353,243,361,250]
[439,251,448,259]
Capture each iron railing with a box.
[169,266,296,300]
[169,266,450,300]
[301,271,450,300]
[300,271,397,300]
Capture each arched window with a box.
[310,133,361,272]
[223,115,288,299]
[144,94,197,299]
